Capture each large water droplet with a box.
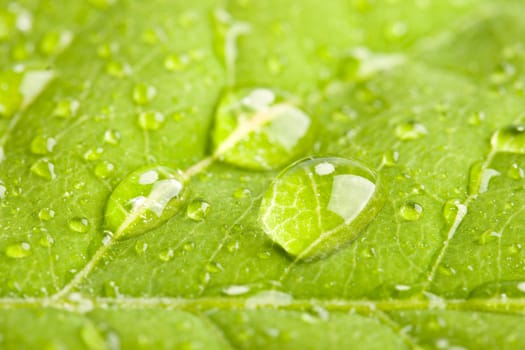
[6,242,32,258]
[186,198,210,221]
[104,165,188,239]
[259,157,383,260]
[491,125,525,154]
[468,161,500,195]
[212,87,314,170]
[30,158,56,180]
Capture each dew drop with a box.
[442,199,460,225]
[106,60,131,78]
[508,163,524,180]
[132,82,157,105]
[104,165,188,239]
[381,150,399,167]
[68,217,90,233]
[39,30,73,56]
[212,87,314,170]
[468,161,500,195]
[259,157,383,260]
[138,111,165,131]
[158,248,174,262]
[30,158,56,180]
[164,54,189,72]
[53,99,79,118]
[135,241,148,255]
[39,234,55,248]
[395,121,427,141]
[6,242,31,258]
[186,198,210,221]
[491,125,525,154]
[477,230,501,245]
[222,285,250,296]
[103,129,121,145]
[399,201,423,221]
[83,147,104,161]
[94,161,115,179]
[38,208,55,221]
[30,135,56,155]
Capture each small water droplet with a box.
[30,158,56,180]
[233,187,251,198]
[477,230,501,245]
[0,70,23,118]
[105,60,131,78]
[103,129,121,145]
[94,161,115,179]
[442,199,460,225]
[186,198,210,221]
[395,121,427,141]
[39,234,55,248]
[212,87,314,170]
[53,99,79,118]
[68,217,90,233]
[6,242,32,258]
[104,165,188,239]
[164,54,189,72]
[138,111,165,131]
[468,161,500,195]
[134,241,148,255]
[259,157,383,260]
[508,163,524,180]
[381,150,399,167]
[39,30,73,56]
[158,248,174,261]
[38,207,55,221]
[132,82,157,105]
[30,135,56,155]
[491,125,525,154]
[83,147,104,161]
[399,201,423,221]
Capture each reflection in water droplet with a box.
[30,158,56,180]
[399,201,423,221]
[259,157,383,260]
[104,165,188,239]
[491,125,525,154]
[6,242,32,258]
[212,87,314,170]
[132,82,157,105]
[138,111,165,131]
[94,161,115,179]
[68,217,90,233]
[186,198,210,221]
[83,147,104,161]
[222,285,250,296]
[395,121,427,141]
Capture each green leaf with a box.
[2,0,525,349]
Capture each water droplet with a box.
[233,187,251,198]
[80,322,107,350]
[442,199,460,225]
[94,161,115,179]
[132,83,157,105]
[395,121,427,141]
[30,158,56,180]
[491,125,525,154]
[245,290,293,309]
[477,230,501,245]
[259,157,383,260]
[158,248,174,262]
[88,0,118,9]
[53,99,79,118]
[38,208,55,221]
[381,150,399,167]
[164,54,189,72]
[0,180,6,200]
[103,129,121,145]
[83,147,104,161]
[138,111,165,131]
[6,242,31,258]
[105,60,131,78]
[468,161,500,195]
[39,234,54,247]
[212,87,314,170]
[68,217,90,233]
[508,163,524,180]
[30,135,56,155]
[399,201,423,221]
[0,70,22,117]
[104,165,188,239]
[469,280,525,299]
[135,241,148,255]
[186,198,210,221]
[39,30,73,56]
